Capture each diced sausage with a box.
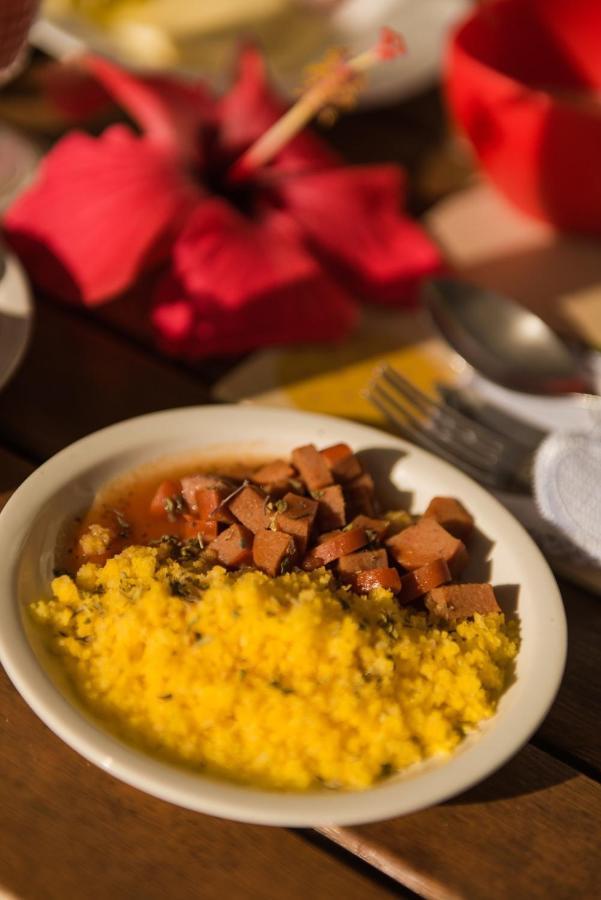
[425,583,500,622]
[180,474,235,512]
[251,460,296,492]
[276,493,318,555]
[253,530,297,577]
[149,480,182,518]
[320,443,362,482]
[386,518,468,577]
[181,515,219,542]
[344,472,377,517]
[195,487,236,524]
[303,529,369,570]
[338,548,388,576]
[349,515,390,539]
[399,559,451,605]
[353,568,401,594]
[291,444,333,491]
[210,523,253,567]
[422,496,474,541]
[228,485,270,534]
[315,484,346,531]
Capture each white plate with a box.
[0,247,33,392]
[32,0,471,107]
[0,405,566,826]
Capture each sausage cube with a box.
[253,530,297,577]
[425,583,500,622]
[399,559,451,605]
[180,474,234,512]
[210,524,253,567]
[291,444,333,491]
[422,496,474,541]
[344,472,377,517]
[303,529,369,570]
[181,515,218,542]
[320,443,363,482]
[349,515,390,540]
[228,485,270,534]
[195,487,236,524]
[315,484,346,531]
[353,568,401,594]
[338,548,388,576]
[276,493,318,554]
[386,518,468,576]
[251,460,295,492]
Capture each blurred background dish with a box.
[446,0,601,233]
[0,246,33,392]
[32,0,471,106]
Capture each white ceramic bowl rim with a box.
[0,405,567,826]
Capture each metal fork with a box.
[367,364,535,493]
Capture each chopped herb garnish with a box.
[288,479,304,493]
[112,509,131,537]
[168,578,201,601]
[216,479,249,513]
[311,490,325,500]
[270,680,294,694]
[380,763,394,779]
[159,693,173,700]
[274,499,288,514]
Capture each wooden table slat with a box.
[0,663,399,900]
[321,744,601,899]
[0,302,209,462]
[1,286,601,900]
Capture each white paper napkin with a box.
[534,430,601,565]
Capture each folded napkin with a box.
[534,429,601,565]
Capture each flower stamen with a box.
[229,27,405,183]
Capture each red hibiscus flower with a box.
[4,32,441,358]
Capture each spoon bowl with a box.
[423,278,596,396]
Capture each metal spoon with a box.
[422,277,597,396]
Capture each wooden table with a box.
[1,77,600,900]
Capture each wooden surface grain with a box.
[0,302,209,462]
[1,64,600,899]
[0,664,401,900]
[1,293,601,898]
[321,744,601,899]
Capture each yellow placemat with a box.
[214,308,458,425]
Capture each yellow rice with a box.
[30,546,518,790]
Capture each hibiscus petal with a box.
[279,164,443,304]
[173,197,317,308]
[217,44,338,173]
[4,126,199,304]
[152,199,357,357]
[83,54,214,162]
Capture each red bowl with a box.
[445,0,601,234]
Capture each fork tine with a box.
[380,364,514,460]
[378,364,535,474]
[368,383,506,489]
[373,376,501,471]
